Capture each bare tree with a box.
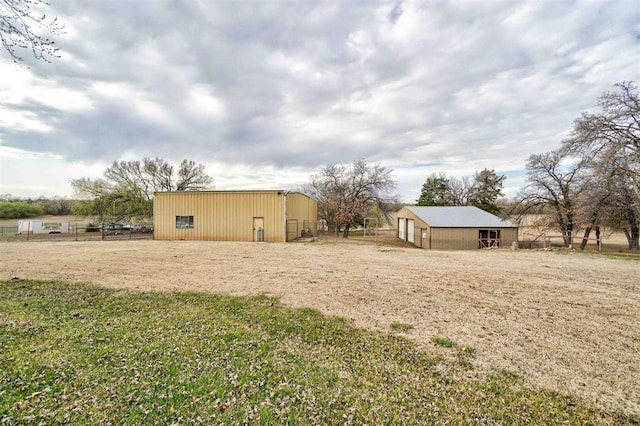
[141,158,174,194]
[1,0,63,64]
[517,149,588,247]
[445,176,473,206]
[565,82,639,203]
[70,176,112,200]
[99,158,213,200]
[575,166,611,250]
[176,160,213,191]
[563,82,640,250]
[71,158,213,220]
[605,173,640,250]
[305,159,396,238]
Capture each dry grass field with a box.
[1,238,638,416]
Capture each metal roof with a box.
[155,190,296,195]
[406,206,517,228]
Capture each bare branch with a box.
[0,0,64,64]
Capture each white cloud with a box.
[184,85,227,120]
[0,0,638,201]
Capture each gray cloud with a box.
[0,0,638,199]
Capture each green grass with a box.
[578,251,640,261]
[389,322,414,333]
[1,280,636,425]
[460,345,477,357]
[432,336,455,348]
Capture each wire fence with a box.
[0,223,153,242]
[518,234,633,252]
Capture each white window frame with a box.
[176,215,194,229]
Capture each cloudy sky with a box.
[0,0,638,202]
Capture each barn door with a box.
[253,217,264,242]
[407,219,415,244]
[286,219,298,242]
[398,218,405,240]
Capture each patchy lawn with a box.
[1,280,635,424]
[1,240,638,417]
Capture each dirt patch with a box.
[1,239,638,415]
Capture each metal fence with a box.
[0,224,153,242]
[518,235,632,252]
[287,220,380,241]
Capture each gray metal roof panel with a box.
[406,206,517,228]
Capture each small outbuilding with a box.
[396,206,519,250]
[153,190,317,242]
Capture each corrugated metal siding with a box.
[431,228,520,250]
[430,228,478,250]
[501,228,519,246]
[396,207,519,250]
[285,193,318,239]
[154,192,286,242]
[414,225,427,248]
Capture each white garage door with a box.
[407,219,415,243]
[398,218,405,240]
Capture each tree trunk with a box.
[595,226,601,250]
[580,209,601,250]
[580,226,592,250]
[561,227,573,247]
[343,223,350,238]
[627,226,640,250]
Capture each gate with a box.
[286,219,298,242]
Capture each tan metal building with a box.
[153,190,317,242]
[396,206,519,250]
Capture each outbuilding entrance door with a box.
[253,217,264,242]
[398,218,405,240]
[407,219,415,243]
[286,219,298,242]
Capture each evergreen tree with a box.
[416,173,449,206]
[470,169,506,215]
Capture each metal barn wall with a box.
[285,193,318,239]
[430,228,480,250]
[396,207,519,250]
[154,191,286,242]
[500,228,519,248]
[396,207,429,247]
[427,227,519,249]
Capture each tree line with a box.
[416,169,506,215]
[513,82,639,250]
[308,82,638,250]
[2,2,637,249]
[3,83,636,249]
[71,158,213,222]
[0,196,74,219]
[0,158,213,221]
